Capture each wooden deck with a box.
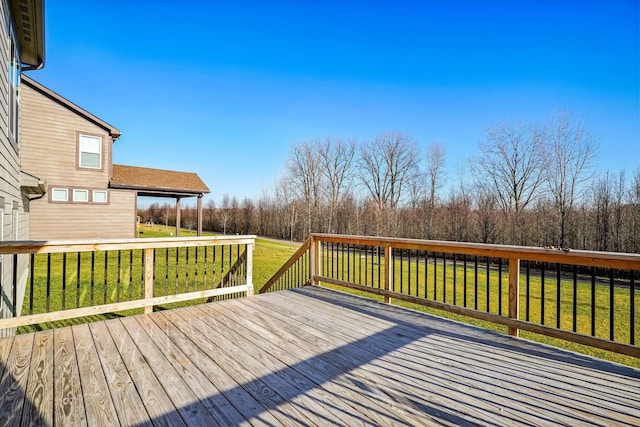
[0,287,638,426]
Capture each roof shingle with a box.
[111,165,210,196]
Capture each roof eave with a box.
[109,183,210,197]
[10,0,45,69]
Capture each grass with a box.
[16,225,638,367]
[320,250,640,367]
[18,225,299,333]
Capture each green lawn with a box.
[19,225,299,333]
[17,225,639,367]
[320,250,640,367]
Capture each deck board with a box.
[0,285,638,426]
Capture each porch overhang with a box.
[20,170,46,197]
[110,164,210,236]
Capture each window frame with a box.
[72,189,89,202]
[92,190,108,203]
[51,188,69,202]
[77,133,104,170]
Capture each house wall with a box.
[0,0,29,335]
[28,189,136,239]
[20,77,137,239]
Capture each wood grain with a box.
[0,287,637,426]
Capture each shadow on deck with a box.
[0,286,638,426]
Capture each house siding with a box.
[20,82,113,188]
[28,189,135,239]
[0,0,30,336]
[20,81,138,239]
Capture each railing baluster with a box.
[399,248,404,294]
[609,268,615,341]
[591,266,596,337]
[424,250,428,299]
[104,252,108,304]
[498,258,503,316]
[463,255,467,308]
[186,246,190,292]
[77,252,82,308]
[474,256,478,310]
[140,249,145,299]
[485,256,490,313]
[541,262,545,325]
[508,257,520,336]
[572,266,578,333]
[556,263,561,329]
[90,252,96,306]
[526,261,531,322]
[62,253,67,310]
[443,252,447,303]
[433,251,437,300]
[453,253,457,306]
[117,250,122,303]
[46,253,51,313]
[29,254,35,315]
[631,272,636,345]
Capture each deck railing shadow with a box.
[127,290,505,425]
[128,286,636,425]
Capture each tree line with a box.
[138,111,640,253]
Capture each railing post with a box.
[144,248,154,314]
[246,242,254,296]
[310,236,319,286]
[508,257,520,336]
[384,246,392,304]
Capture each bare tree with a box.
[220,193,230,235]
[545,111,598,248]
[611,171,626,252]
[629,166,640,252]
[475,187,499,244]
[593,173,613,251]
[358,132,419,234]
[204,199,216,231]
[472,121,546,244]
[318,137,356,233]
[286,141,323,237]
[424,143,446,239]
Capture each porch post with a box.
[175,197,181,237]
[197,194,203,236]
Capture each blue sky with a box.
[33,0,639,204]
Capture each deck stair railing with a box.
[0,236,255,331]
[260,233,640,358]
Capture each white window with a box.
[51,188,68,202]
[93,190,108,203]
[73,189,89,202]
[78,135,102,169]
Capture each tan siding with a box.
[29,189,136,239]
[0,0,28,335]
[0,1,8,136]
[20,82,113,188]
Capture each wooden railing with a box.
[260,233,640,358]
[0,236,255,330]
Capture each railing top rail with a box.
[311,233,640,270]
[0,235,257,255]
